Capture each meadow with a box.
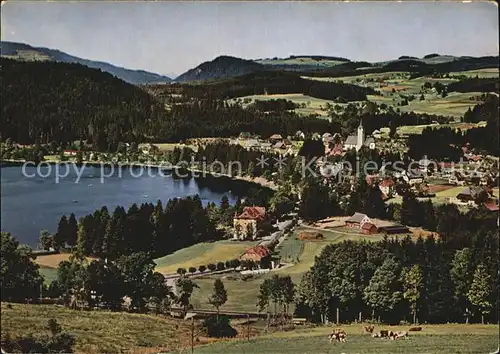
[0,303,194,354]
[190,226,387,312]
[191,324,499,354]
[230,93,332,117]
[154,240,256,274]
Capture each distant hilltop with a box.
[0,41,172,85]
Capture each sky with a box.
[1,1,498,77]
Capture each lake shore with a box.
[1,158,277,190]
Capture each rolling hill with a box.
[175,55,266,82]
[0,41,172,85]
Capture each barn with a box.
[361,222,379,234]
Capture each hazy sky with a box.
[1,1,498,77]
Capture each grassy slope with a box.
[192,324,499,354]
[0,303,192,354]
[229,93,332,117]
[154,240,256,274]
[304,69,497,118]
[190,227,385,312]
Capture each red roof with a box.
[438,162,454,169]
[362,222,378,231]
[379,179,394,187]
[236,207,266,221]
[483,201,499,212]
[242,245,270,259]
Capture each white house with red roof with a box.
[233,206,266,240]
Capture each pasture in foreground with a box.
[0,303,194,354]
[191,324,499,354]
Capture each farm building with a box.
[240,245,271,265]
[361,222,379,234]
[456,186,485,202]
[379,179,395,197]
[63,150,78,157]
[233,206,266,240]
[378,225,410,235]
[483,200,499,212]
[269,134,283,143]
[345,212,371,228]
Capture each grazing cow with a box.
[394,331,409,339]
[363,325,375,334]
[329,328,346,343]
[408,326,422,332]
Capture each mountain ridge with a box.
[0,41,172,85]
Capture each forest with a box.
[446,78,499,93]
[171,71,377,101]
[0,58,165,149]
[408,95,499,158]
[296,176,498,324]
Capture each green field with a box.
[450,68,499,79]
[256,57,346,68]
[397,121,486,136]
[230,93,332,117]
[154,240,256,274]
[192,324,499,354]
[39,267,58,285]
[190,227,387,312]
[1,303,193,354]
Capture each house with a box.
[372,129,382,139]
[406,170,424,185]
[379,178,395,197]
[361,222,379,234]
[483,200,499,212]
[418,156,433,173]
[269,134,283,143]
[345,212,371,228]
[438,162,455,175]
[378,224,410,235]
[233,207,266,240]
[63,150,78,157]
[456,186,485,203]
[295,130,306,140]
[240,245,272,266]
[239,132,251,139]
[343,120,376,151]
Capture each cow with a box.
[363,325,375,334]
[408,326,422,332]
[329,328,346,343]
[394,331,409,339]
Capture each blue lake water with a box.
[1,164,240,246]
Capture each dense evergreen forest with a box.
[152,100,335,142]
[297,175,498,324]
[0,58,165,149]
[170,71,377,101]
[408,95,499,158]
[447,78,499,93]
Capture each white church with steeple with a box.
[343,119,376,151]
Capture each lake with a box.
[1,164,243,246]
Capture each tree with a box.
[401,264,423,324]
[363,257,402,321]
[0,232,43,302]
[450,248,473,323]
[467,263,492,324]
[176,276,199,317]
[67,213,78,247]
[188,267,197,274]
[207,263,217,272]
[198,265,207,273]
[245,223,255,240]
[54,215,69,250]
[208,279,228,320]
[177,268,187,276]
[40,230,53,251]
[419,94,425,101]
[216,262,225,271]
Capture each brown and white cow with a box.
[329,328,346,343]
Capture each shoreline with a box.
[0,158,277,190]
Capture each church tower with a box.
[356,119,364,151]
